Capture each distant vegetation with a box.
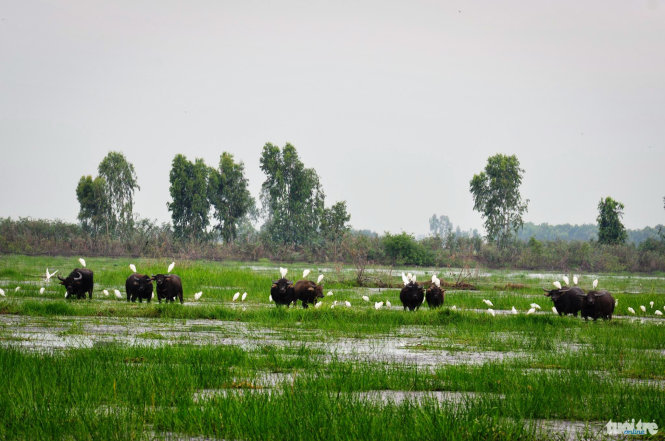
[517,222,663,244]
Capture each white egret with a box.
[482,299,493,307]
[655,310,663,316]
[649,301,654,308]
[412,274,417,282]
[14,286,20,292]
[345,301,351,307]
[615,299,618,306]
[362,296,370,302]
[39,287,45,294]
[78,258,86,268]
[302,269,311,278]
[511,306,518,314]
[168,262,175,273]
[0,288,5,296]
[241,292,247,301]
[552,281,562,290]
[114,289,122,299]
[45,268,58,282]
[269,295,273,302]
[232,292,240,302]
[627,307,635,315]
[327,291,333,296]
[103,289,109,296]
[573,275,579,285]
[386,301,392,308]
[279,267,288,278]
[530,303,541,310]
[374,301,384,310]
[315,302,322,308]
[317,274,324,284]
[487,309,495,316]
[640,305,646,313]
[592,279,598,289]
[451,305,457,310]
[562,276,569,286]
[407,273,413,281]
[526,308,535,315]
[194,292,203,300]
[552,306,557,314]
[401,273,409,285]
[129,264,137,273]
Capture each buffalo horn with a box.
[73,271,82,281]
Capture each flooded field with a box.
[0,255,663,440]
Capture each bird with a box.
[39,287,45,294]
[530,303,541,310]
[431,274,441,287]
[640,305,646,313]
[386,300,392,308]
[615,299,618,306]
[241,292,247,302]
[362,295,370,302]
[103,290,109,296]
[0,288,5,296]
[317,274,324,284]
[315,302,322,308]
[345,301,351,307]
[407,273,413,281]
[552,281,562,290]
[483,299,493,307]
[562,276,569,286]
[511,306,518,314]
[279,267,288,278]
[573,275,579,285]
[302,269,310,278]
[374,301,384,310]
[552,306,557,314]
[649,301,654,308]
[330,303,336,309]
[655,310,663,316]
[269,295,273,302]
[194,291,203,300]
[232,292,240,302]
[412,274,417,283]
[327,291,333,296]
[114,289,122,299]
[487,309,495,316]
[168,262,175,273]
[451,305,457,311]
[627,307,635,315]
[592,279,598,289]
[129,264,137,273]
[14,286,20,292]
[526,308,536,315]
[402,273,409,285]
[45,268,58,282]
[79,258,86,268]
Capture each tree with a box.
[470,154,529,247]
[320,201,351,258]
[597,197,627,245]
[208,153,255,243]
[76,175,109,236]
[97,151,140,236]
[429,214,453,238]
[167,154,210,241]
[259,143,325,245]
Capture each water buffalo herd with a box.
[55,265,615,320]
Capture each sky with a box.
[1,0,664,236]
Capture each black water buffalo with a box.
[126,273,153,303]
[151,274,183,304]
[270,278,296,307]
[58,268,94,299]
[400,282,425,311]
[581,290,615,321]
[543,286,585,317]
[293,280,324,308]
[425,285,445,308]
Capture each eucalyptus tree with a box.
[167,154,211,241]
[75,175,109,236]
[470,154,529,247]
[597,197,627,244]
[208,152,255,243]
[97,151,140,235]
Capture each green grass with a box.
[0,254,664,440]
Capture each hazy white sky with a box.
[1,0,664,236]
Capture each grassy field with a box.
[0,255,664,440]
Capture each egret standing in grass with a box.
[562,276,569,286]
[655,310,663,316]
[39,287,45,294]
[79,258,86,268]
[362,295,370,302]
[114,289,122,299]
[232,292,240,302]
[103,289,109,296]
[302,269,310,278]
[526,308,536,315]
[511,306,518,314]
[483,299,493,307]
[592,279,598,289]
[487,308,495,316]
[640,305,646,313]
[627,307,635,315]
[168,262,175,273]
[573,275,579,285]
[241,292,247,302]
[129,264,137,273]
[530,303,541,310]
[45,268,58,282]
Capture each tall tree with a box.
[167,154,210,241]
[597,197,627,245]
[320,201,351,257]
[429,214,453,238]
[470,154,529,247]
[97,151,140,235]
[76,175,109,236]
[208,152,255,243]
[259,143,325,245]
